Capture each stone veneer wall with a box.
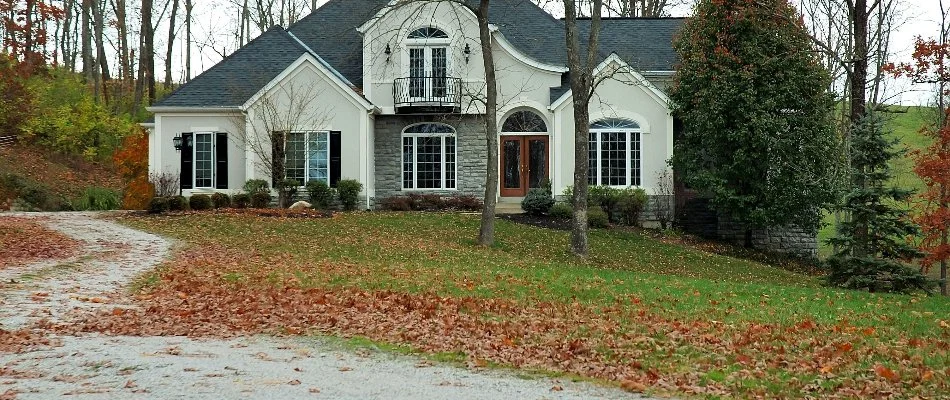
[373,114,487,204]
[678,198,818,258]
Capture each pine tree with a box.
[825,112,934,293]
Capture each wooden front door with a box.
[500,135,549,197]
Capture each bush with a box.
[521,188,555,216]
[189,194,213,210]
[617,187,648,226]
[825,256,934,294]
[589,185,623,222]
[587,207,609,228]
[243,179,270,194]
[250,192,272,208]
[380,196,413,211]
[232,193,251,209]
[211,192,231,209]
[73,187,120,211]
[336,179,363,211]
[278,178,300,207]
[148,196,169,214]
[444,195,483,211]
[167,195,188,211]
[407,193,445,211]
[306,180,334,209]
[548,202,573,219]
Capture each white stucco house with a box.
[143,0,684,211]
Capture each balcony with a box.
[393,76,462,113]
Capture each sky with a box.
[166,0,947,106]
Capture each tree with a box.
[825,112,932,293]
[886,35,950,296]
[163,0,178,89]
[561,0,603,256]
[474,0,499,246]
[669,0,839,247]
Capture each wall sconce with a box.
[384,44,392,62]
[463,43,471,63]
[173,135,183,151]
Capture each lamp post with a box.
[173,135,183,196]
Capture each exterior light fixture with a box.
[463,43,471,63]
[384,44,392,62]
[173,135,183,151]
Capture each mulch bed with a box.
[498,213,573,231]
[139,208,335,219]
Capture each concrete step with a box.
[494,202,524,214]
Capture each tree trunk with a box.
[185,0,192,81]
[476,0,498,246]
[92,0,111,103]
[164,0,179,89]
[81,0,93,83]
[270,131,287,207]
[850,0,869,257]
[135,0,154,109]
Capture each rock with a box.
[289,201,312,210]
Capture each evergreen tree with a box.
[670,0,839,247]
[826,112,933,293]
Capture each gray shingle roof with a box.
[155,1,683,109]
[154,26,308,107]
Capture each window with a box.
[588,118,641,187]
[402,123,457,190]
[194,132,214,188]
[502,110,547,133]
[406,27,450,100]
[285,131,330,186]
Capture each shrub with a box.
[243,179,270,194]
[250,192,272,208]
[148,196,169,214]
[521,188,554,216]
[189,194,213,210]
[306,180,334,209]
[589,185,623,222]
[150,172,180,197]
[167,195,189,211]
[617,188,648,226]
[277,178,300,207]
[825,256,934,294]
[380,196,413,211]
[336,179,363,211]
[444,195,483,211]
[211,192,231,209]
[587,207,609,228]
[232,193,251,209]
[548,202,573,219]
[407,193,445,211]
[73,187,121,211]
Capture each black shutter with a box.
[215,132,228,189]
[330,131,341,187]
[180,132,193,189]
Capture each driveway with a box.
[0,212,647,399]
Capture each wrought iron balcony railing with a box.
[393,76,462,110]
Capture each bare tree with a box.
[164,0,179,88]
[563,0,603,256]
[652,169,674,230]
[185,0,193,81]
[135,0,155,108]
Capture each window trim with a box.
[500,110,549,135]
[588,119,642,188]
[193,132,215,189]
[401,123,458,191]
[284,130,331,188]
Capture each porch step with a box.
[495,202,524,215]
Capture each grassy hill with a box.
[817,106,937,258]
[0,142,123,211]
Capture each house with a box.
[143,0,683,213]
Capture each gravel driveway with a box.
[0,212,649,400]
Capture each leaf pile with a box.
[0,327,59,354]
[0,217,80,268]
[62,242,949,398]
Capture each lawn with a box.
[98,211,950,399]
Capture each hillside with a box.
[0,142,123,211]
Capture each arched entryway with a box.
[499,110,549,197]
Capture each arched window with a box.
[589,118,642,187]
[405,27,450,99]
[402,123,457,190]
[408,27,448,39]
[502,110,547,133]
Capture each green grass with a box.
[122,212,948,338]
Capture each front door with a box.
[500,135,549,197]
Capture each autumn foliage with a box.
[886,37,950,295]
[113,130,153,209]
